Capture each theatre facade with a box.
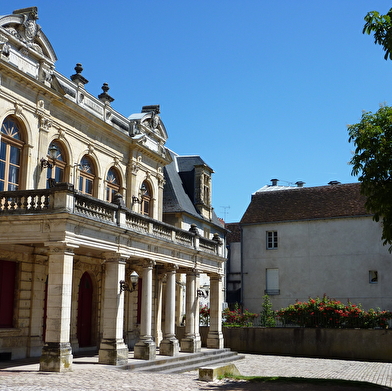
[0,7,226,372]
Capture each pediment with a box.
[128,111,168,143]
[0,7,57,63]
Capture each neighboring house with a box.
[0,7,226,371]
[239,179,392,313]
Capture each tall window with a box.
[140,181,152,216]
[0,117,24,191]
[46,141,66,188]
[266,231,278,249]
[106,167,120,202]
[0,260,16,328]
[79,155,95,196]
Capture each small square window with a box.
[266,231,278,249]
[369,270,378,284]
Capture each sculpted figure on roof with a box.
[0,7,57,62]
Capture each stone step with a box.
[119,348,243,373]
[141,350,242,374]
[159,353,244,374]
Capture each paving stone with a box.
[0,353,391,390]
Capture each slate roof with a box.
[240,183,370,225]
[176,156,212,172]
[163,150,223,228]
[163,151,200,216]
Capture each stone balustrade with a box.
[0,183,221,254]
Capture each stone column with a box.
[29,254,47,357]
[207,274,224,349]
[40,243,77,372]
[134,259,156,360]
[160,264,179,356]
[98,253,128,366]
[180,269,201,353]
[155,273,164,346]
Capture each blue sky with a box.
[5,1,392,222]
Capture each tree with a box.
[348,106,392,251]
[363,8,392,60]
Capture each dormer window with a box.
[203,174,211,206]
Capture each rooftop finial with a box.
[70,63,88,86]
[98,83,114,104]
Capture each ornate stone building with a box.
[0,7,226,372]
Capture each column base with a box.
[98,339,128,366]
[207,331,224,349]
[180,334,201,353]
[134,339,156,360]
[159,337,179,356]
[39,342,73,372]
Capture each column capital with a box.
[164,263,178,272]
[44,242,79,255]
[207,272,224,281]
[185,268,200,276]
[102,252,128,264]
[140,258,156,269]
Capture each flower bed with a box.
[277,295,392,328]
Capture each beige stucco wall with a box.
[242,216,392,313]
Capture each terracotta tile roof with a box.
[240,183,369,225]
[226,222,241,243]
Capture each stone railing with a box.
[74,193,117,224]
[0,184,222,255]
[0,189,52,213]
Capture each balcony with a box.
[0,183,223,256]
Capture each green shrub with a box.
[260,295,276,327]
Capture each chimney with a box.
[270,179,279,186]
[328,181,341,186]
[295,181,305,188]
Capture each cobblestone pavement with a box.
[0,353,392,390]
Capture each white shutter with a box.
[266,268,279,295]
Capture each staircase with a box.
[119,348,244,374]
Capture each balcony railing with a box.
[0,183,222,255]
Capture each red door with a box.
[0,260,16,328]
[77,272,93,347]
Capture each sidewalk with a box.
[0,352,392,390]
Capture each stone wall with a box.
[222,327,392,362]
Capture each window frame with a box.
[46,141,66,188]
[78,155,96,196]
[105,167,121,203]
[266,231,278,250]
[0,117,24,191]
[140,181,152,216]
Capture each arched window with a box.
[46,141,66,188]
[140,181,152,216]
[106,167,120,202]
[78,155,95,196]
[0,117,24,191]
